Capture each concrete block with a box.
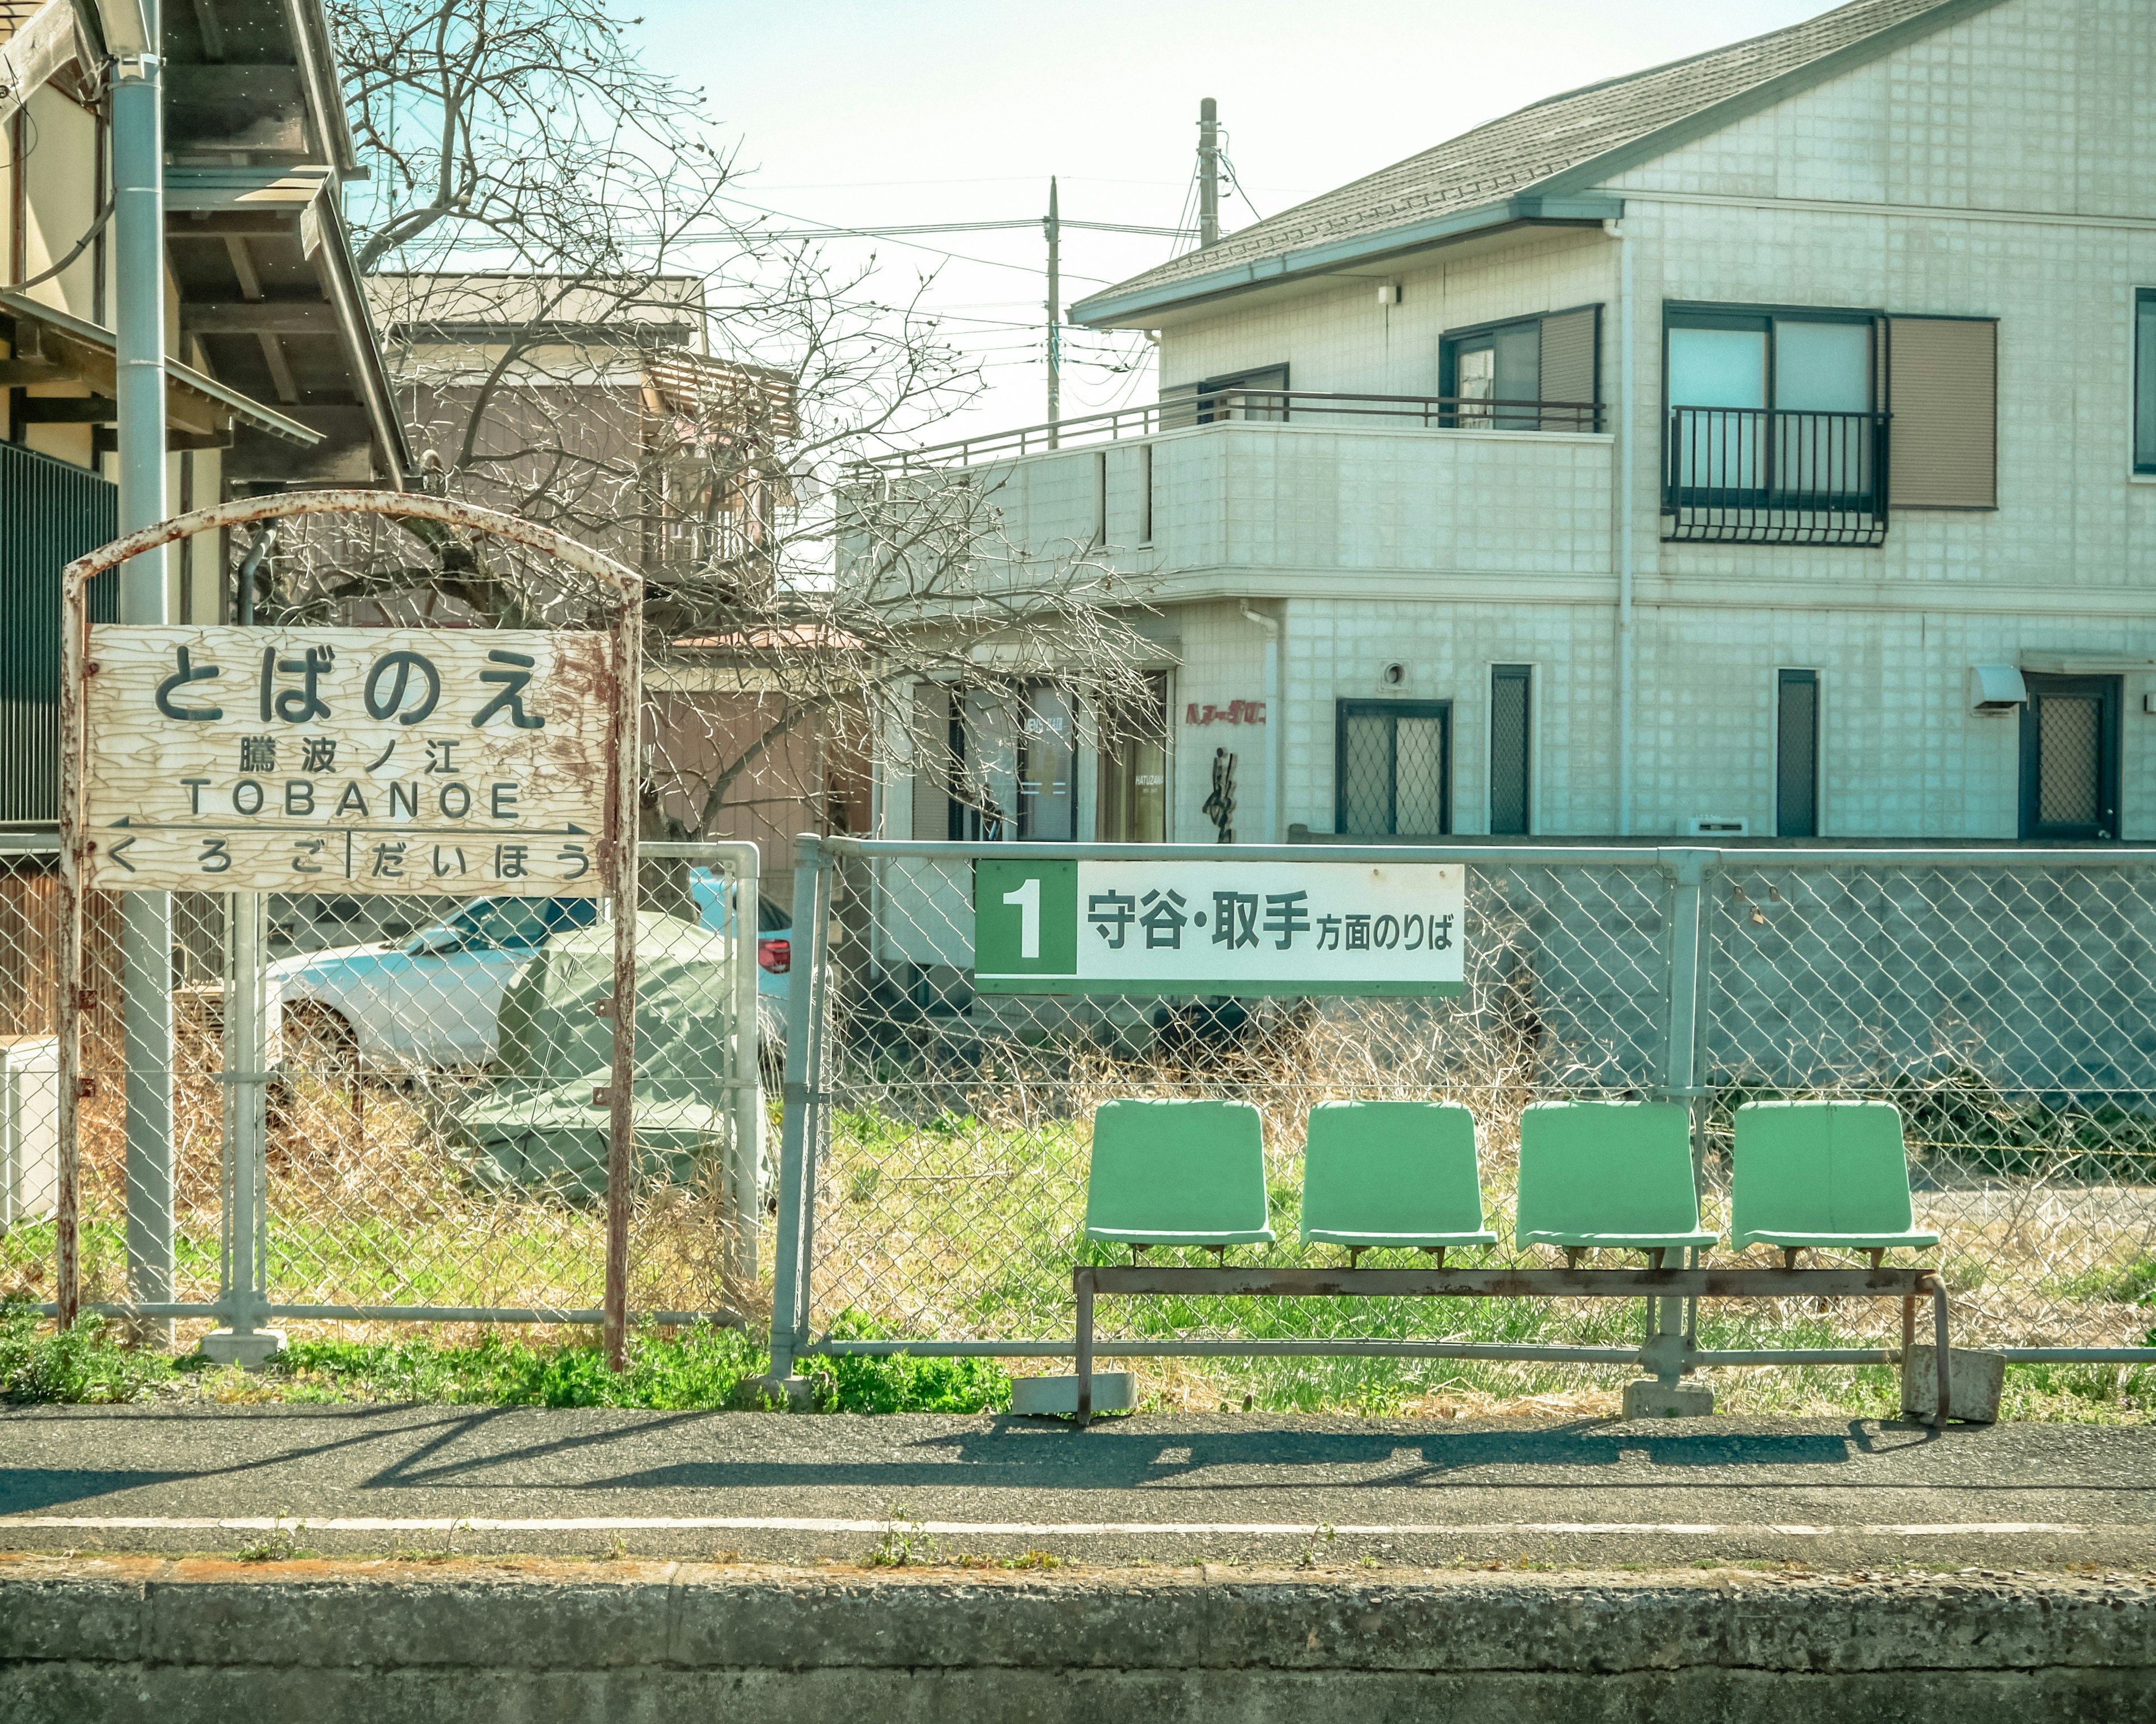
[1621,1379,1715,1419]
[1010,1373,1136,1416]
[1901,1346,2005,1424]
[734,1374,817,1411]
[197,1328,287,1369]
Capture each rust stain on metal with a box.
[55,491,641,1347]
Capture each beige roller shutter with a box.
[910,683,952,841]
[1888,316,1996,509]
[1538,305,1601,430]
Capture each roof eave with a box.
[1068,194,1623,329]
[0,286,323,445]
[282,0,365,180]
[306,188,414,482]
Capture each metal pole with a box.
[1931,1274,1952,1428]
[1613,217,1635,835]
[1075,1267,1094,1426]
[729,842,761,1287]
[234,520,276,626]
[1198,98,1219,248]
[112,22,175,1338]
[1661,847,1709,1365]
[766,835,829,1383]
[221,891,266,1343]
[603,600,644,1372]
[55,563,86,1330]
[1045,177,1060,446]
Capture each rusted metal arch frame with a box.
[54,492,647,1369]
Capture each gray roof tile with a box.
[1079,0,1963,316]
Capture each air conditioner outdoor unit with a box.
[1687,816,1750,836]
[1,1035,60,1231]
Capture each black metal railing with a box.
[858,388,1606,472]
[1662,406,1890,546]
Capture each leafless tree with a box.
[249,0,1157,861]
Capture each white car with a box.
[270,887,789,1070]
[270,896,598,1067]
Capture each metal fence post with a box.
[729,842,763,1288]
[203,890,278,1365]
[1659,847,1712,1371]
[768,834,831,1382]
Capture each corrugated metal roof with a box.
[1075,0,1988,323]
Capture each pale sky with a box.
[635,0,1840,449]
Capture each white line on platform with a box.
[0,1515,2116,1538]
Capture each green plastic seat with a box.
[1298,1101,1498,1249]
[1732,1101,1939,1253]
[1515,1100,1717,1255]
[1084,1099,1276,1246]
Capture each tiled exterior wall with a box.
[863,0,2156,845]
[1155,228,1615,403]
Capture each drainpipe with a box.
[1240,602,1280,842]
[1608,216,1636,838]
[112,11,172,1332]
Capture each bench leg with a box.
[1075,1268,1094,1429]
[1931,1275,1952,1429]
[1902,1292,1917,1362]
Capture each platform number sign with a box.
[974,857,1464,997]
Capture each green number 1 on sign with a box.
[1002,876,1041,959]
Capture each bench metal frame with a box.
[1072,1264,1951,1426]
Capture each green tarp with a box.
[455,912,742,1196]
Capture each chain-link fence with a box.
[0,834,765,1338]
[766,837,2156,1403]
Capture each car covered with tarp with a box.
[453,912,752,1197]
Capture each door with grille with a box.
[1336,699,1451,836]
[2018,674,2120,842]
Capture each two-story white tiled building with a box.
[864,0,2156,850]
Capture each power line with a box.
[727,218,1196,240]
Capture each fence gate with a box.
[17,492,764,1367]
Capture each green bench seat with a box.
[1733,1100,1939,1254]
[1084,1099,1276,1246]
[1515,1100,1717,1255]
[1298,1100,1498,1250]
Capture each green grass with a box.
[811,1102,2156,1420]
[8,1078,2155,1421]
[0,1298,1008,1414]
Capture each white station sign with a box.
[82,625,615,895]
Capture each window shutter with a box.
[1157,381,1201,431]
[1888,316,1996,508]
[911,682,952,840]
[1538,306,1600,430]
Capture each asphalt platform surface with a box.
[3,1406,2152,1570]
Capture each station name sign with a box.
[974,857,1465,996]
[81,625,615,895]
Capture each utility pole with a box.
[1198,97,1219,248]
[112,0,173,1337]
[1044,175,1060,445]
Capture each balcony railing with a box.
[1662,406,1890,546]
[857,388,1606,473]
